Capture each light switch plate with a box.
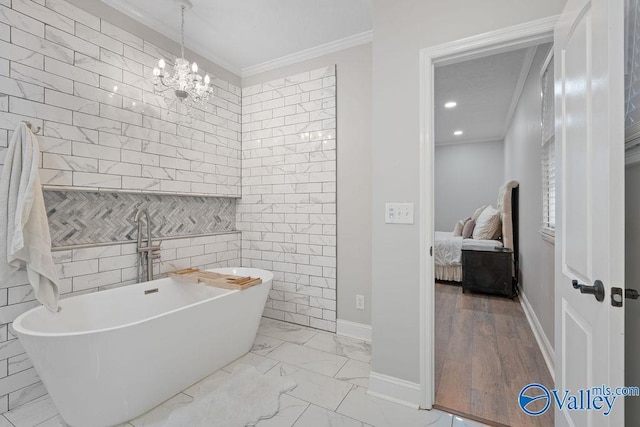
[385,203,414,224]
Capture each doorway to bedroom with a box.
[432,42,555,426]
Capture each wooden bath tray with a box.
[168,268,262,290]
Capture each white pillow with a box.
[473,205,502,240]
[453,220,464,236]
[472,205,487,221]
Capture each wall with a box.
[65,0,240,87]
[371,0,565,391]
[625,164,640,426]
[503,45,555,348]
[242,43,373,328]
[0,0,243,413]
[434,140,504,231]
[0,0,242,196]
[625,4,640,423]
[238,66,338,332]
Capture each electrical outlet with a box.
[356,294,365,310]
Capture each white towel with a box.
[0,123,59,312]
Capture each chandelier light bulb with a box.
[150,2,214,113]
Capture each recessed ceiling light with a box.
[453,130,463,136]
[445,101,457,109]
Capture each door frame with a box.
[418,16,559,409]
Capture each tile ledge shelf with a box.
[42,185,242,199]
[50,231,241,251]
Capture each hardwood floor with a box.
[434,282,554,427]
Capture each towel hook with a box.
[23,121,41,134]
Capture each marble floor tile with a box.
[304,332,372,363]
[337,387,453,427]
[334,359,370,388]
[33,415,66,427]
[4,395,59,427]
[182,370,231,399]
[34,415,132,426]
[252,333,286,356]
[294,404,370,427]
[258,318,318,345]
[256,394,309,427]
[3,318,484,427]
[222,352,280,374]
[452,415,489,427]
[10,383,49,415]
[266,363,353,411]
[129,393,193,427]
[268,342,349,377]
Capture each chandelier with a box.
[152,0,213,111]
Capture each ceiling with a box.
[101,0,372,76]
[434,46,541,146]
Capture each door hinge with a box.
[430,246,433,256]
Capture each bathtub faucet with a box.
[134,209,161,282]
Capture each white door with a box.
[554,0,625,425]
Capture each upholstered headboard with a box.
[497,180,520,278]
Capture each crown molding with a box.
[428,15,558,67]
[100,0,242,76]
[99,0,372,80]
[242,30,373,77]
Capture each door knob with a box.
[572,279,605,302]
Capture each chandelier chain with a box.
[180,5,185,59]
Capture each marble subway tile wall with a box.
[0,0,243,414]
[238,66,337,332]
[0,0,241,196]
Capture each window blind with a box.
[542,137,556,231]
[541,57,555,234]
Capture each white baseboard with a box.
[518,287,555,380]
[336,319,372,342]
[368,372,421,409]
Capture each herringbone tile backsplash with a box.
[44,191,236,247]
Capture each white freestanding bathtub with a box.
[13,267,272,427]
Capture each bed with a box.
[434,180,519,283]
